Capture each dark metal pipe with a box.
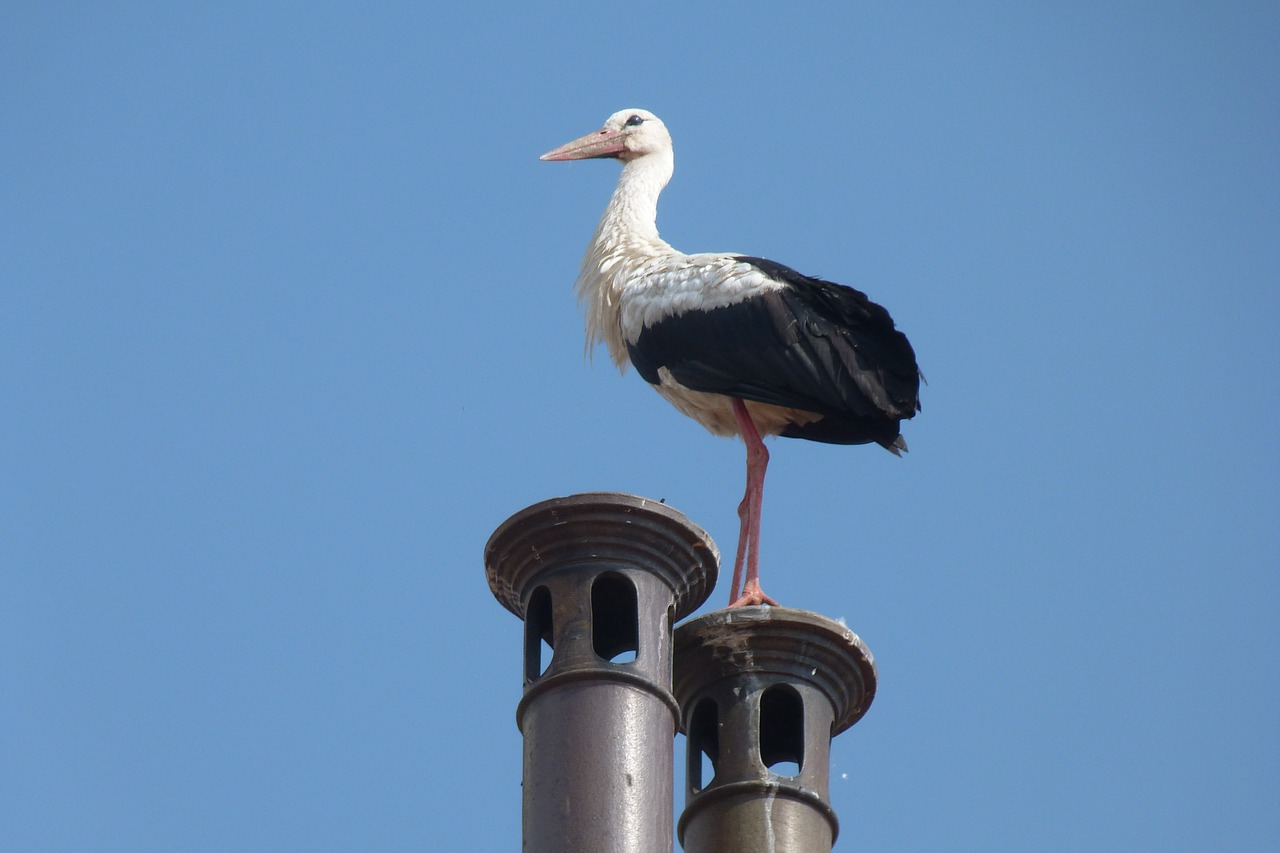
[485,492,718,853]
[674,607,877,852]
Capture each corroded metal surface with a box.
[485,492,719,853]
[674,607,877,852]
[485,491,719,621]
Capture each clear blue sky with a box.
[3,3,1277,850]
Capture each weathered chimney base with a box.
[485,492,718,853]
[674,607,877,853]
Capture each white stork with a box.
[542,109,921,608]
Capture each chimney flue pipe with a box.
[674,607,877,852]
[485,492,718,853]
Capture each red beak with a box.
[540,127,627,161]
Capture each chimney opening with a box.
[687,696,720,791]
[591,572,639,663]
[524,585,554,681]
[759,684,804,776]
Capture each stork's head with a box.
[540,109,671,163]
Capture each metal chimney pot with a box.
[674,607,877,852]
[485,492,719,853]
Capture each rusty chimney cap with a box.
[484,492,720,621]
[674,607,878,733]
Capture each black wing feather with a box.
[627,256,921,447]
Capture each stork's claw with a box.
[727,579,778,609]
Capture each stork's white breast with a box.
[618,255,786,344]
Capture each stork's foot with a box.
[728,579,778,608]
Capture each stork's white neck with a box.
[594,149,675,251]
[576,149,680,365]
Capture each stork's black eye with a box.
[625,114,645,127]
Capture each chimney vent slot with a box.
[687,697,720,791]
[591,573,639,663]
[759,684,804,776]
[524,585,554,681]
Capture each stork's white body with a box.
[543,109,921,606]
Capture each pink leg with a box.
[728,399,778,608]
[728,491,750,606]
